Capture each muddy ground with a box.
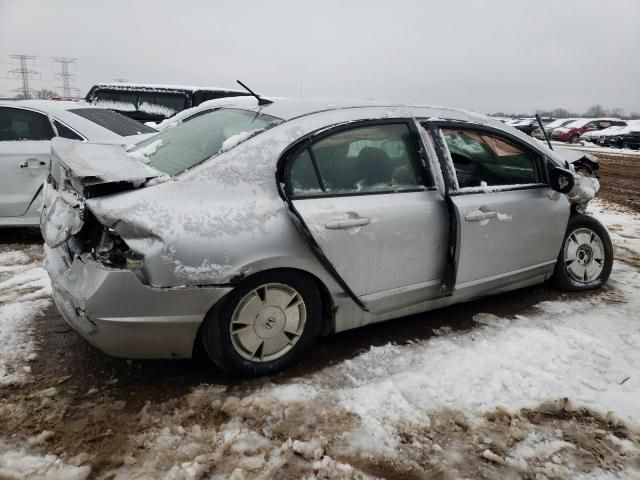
[594,151,640,213]
[1,150,639,478]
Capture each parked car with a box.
[532,118,577,140]
[41,98,612,376]
[551,118,626,143]
[511,117,554,136]
[581,124,627,146]
[85,83,250,124]
[583,120,640,148]
[617,122,640,150]
[0,100,156,227]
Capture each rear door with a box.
[286,121,448,313]
[0,107,55,217]
[425,122,570,299]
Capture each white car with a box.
[0,100,156,227]
[582,120,640,147]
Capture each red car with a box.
[551,118,626,143]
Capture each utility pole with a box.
[52,57,79,97]
[7,54,40,99]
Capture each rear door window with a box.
[0,107,54,141]
[289,123,423,197]
[441,128,540,189]
[53,120,84,140]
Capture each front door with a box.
[0,107,54,217]
[429,123,570,298]
[287,121,448,313]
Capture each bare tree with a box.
[611,107,625,118]
[34,88,58,99]
[585,104,608,117]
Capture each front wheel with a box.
[551,214,613,291]
[201,270,322,377]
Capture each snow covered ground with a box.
[549,140,640,157]
[0,244,50,386]
[1,201,640,478]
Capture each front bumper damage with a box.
[45,245,232,359]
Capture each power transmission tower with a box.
[7,54,40,98]
[52,57,80,97]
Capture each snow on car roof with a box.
[564,118,595,128]
[89,82,246,94]
[163,95,509,126]
[0,99,92,112]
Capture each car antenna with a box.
[535,113,553,151]
[237,80,273,106]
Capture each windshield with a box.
[545,118,571,128]
[564,119,592,129]
[70,108,156,136]
[130,108,282,175]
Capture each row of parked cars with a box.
[498,116,640,149]
[0,83,613,376]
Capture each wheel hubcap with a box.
[230,283,306,362]
[564,228,605,283]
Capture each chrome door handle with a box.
[325,217,371,229]
[465,210,497,222]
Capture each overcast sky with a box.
[1,0,639,114]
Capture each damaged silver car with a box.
[41,97,613,376]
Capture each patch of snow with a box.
[0,246,51,385]
[220,130,259,152]
[0,440,90,480]
[126,139,163,163]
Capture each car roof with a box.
[0,99,89,112]
[187,95,504,124]
[88,82,246,94]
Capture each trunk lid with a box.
[41,137,166,248]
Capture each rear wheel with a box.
[570,134,580,144]
[551,214,613,291]
[201,270,322,377]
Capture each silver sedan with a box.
[41,97,613,376]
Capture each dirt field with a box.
[1,149,639,478]
[593,151,640,213]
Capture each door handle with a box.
[19,158,46,168]
[465,210,497,222]
[325,217,371,229]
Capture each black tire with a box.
[201,270,322,377]
[551,214,613,291]
[570,134,580,144]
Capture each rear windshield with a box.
[129,108,283,175]
[70,108,156,136]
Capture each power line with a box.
[7,54,41,98]
[52,57,80,97]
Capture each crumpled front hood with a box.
[554,148,599,167]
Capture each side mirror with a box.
[549,167,575,194]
